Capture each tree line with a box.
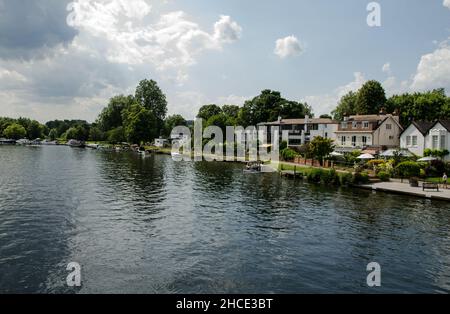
[332,80,450,126]
[1,78,449,144]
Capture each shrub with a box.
[307,169,323,183]
[281,148,298,161]
[367,159,385,167]
[353,172,370,185]
[321,169,340,186]
[377,171,390,182]
[396,161,421,178]
[339,172,353,186]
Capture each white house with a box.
[334,113,403,153]
[258,116,338,148]
[400,120,450,160]
[400,121,434,157]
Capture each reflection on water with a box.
[0,145,450,293]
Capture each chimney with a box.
[379,107,386,115]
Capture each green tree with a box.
[238,90,312,127]
[309,136,335,165]
[135,79,168,128]
[48,129,58,141]
[27,120,43,139]
[122,104,157,144]
[107,127,126,144]
[386,89,449,126]
[164,115,187,137]
[97,95,135,132]
[3,123,26,140]
[222,105,240,119]
[332,91,357,120]
[197,104,223,121]
[205,113,229,133]
[355,80,386,115]
[89,126,104,142]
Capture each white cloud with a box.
[302,72,366,116]
[410,44,450,91]
[67,1,242,75]
[382,62,391,75]
[274,35,303,59]
[444,0,450,10]
[213,15,242,43]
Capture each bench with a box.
[423,182,439,192]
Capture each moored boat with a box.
[67,139,86,148]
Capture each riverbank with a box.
[276,161,450,202]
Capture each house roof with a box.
[401,120,444,136]
[346,114,386,122]
[434,119,450,132]
[259,118,338,126]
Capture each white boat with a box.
[67,139,86,148]
[16,139,31,145]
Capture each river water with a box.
[0,145,449,293]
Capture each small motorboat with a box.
[244,161,263,173]
[67,139,86,148]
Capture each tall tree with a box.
[332,91,358,120]
[27,120,44,139]
[238,90,312,127]
[222,105,240,119]
[97,95,135,132]
[122,104,157,144]
[135,79,168,125]
[197,104,223,121]
[386,89,449,126]
[355,80,386,115]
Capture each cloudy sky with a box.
[0,0,449,122]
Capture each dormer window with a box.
[352,121,358,129]
[341,122,348,129]
[363,121,369,129]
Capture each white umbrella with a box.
[357,153,375,160]
[380,149,413,158]
[330,151,344,157]
[417,156,437,162]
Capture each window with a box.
[432,135,439,149]
[352,136,357,147]
[341,122,348,129]
[341,136,346,145]
[289,139,302,146]
[352,122,358,129]
[325,132,328,138]
[363,121,369,129]
[412,136,418,146]
[362,136,367,145]
[406,136,411,146]
[386,124,392,130]
[389,136,394,140]
[441,135,446,149]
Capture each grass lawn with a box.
[425,177,444,183]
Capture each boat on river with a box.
[67,139,86,148]
[244,161,263,173]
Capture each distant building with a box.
[400,119,450,160]
[334,113,403,153]
[258,116,339,148]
